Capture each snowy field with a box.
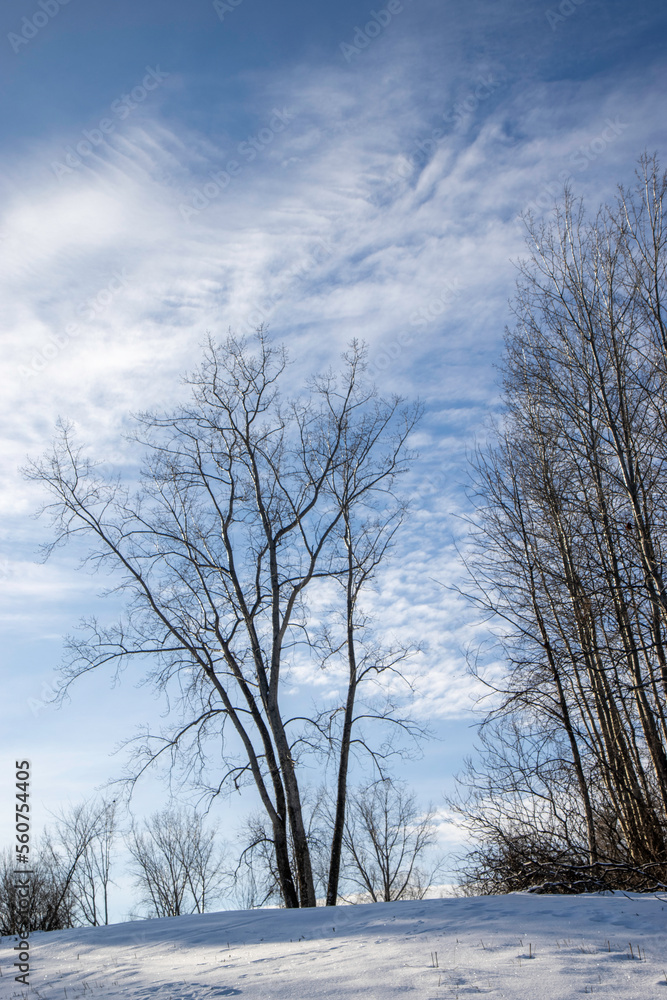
[2,893,666,999]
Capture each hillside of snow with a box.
[2,893,666,999]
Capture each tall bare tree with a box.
[27,333,420,907]
[318,416,422,904]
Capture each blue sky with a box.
[1,0,666,918]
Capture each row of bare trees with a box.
[27,335,426,908]
[0,782,441,931]
[0,802,231,931]
[452,155,667,893]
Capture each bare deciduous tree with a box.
[320,458,419,905]
[337,781,441,902]
[26,333,420,908]
[1,800,117,932]
[127,808,227,917]
[50,798,117,926]
[40,801,108,930]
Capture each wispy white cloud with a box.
[0,36,664,874]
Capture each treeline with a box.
[453,155,667,893]
[0,780,441,932]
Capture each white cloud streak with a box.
[0,37,664,754]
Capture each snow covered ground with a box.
[2,892,666,999]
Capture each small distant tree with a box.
[127,808,227,917]
[49,798,117,926]
[338,781,442,902]
[40,801,107,930]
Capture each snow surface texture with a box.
[1,894,666,999]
